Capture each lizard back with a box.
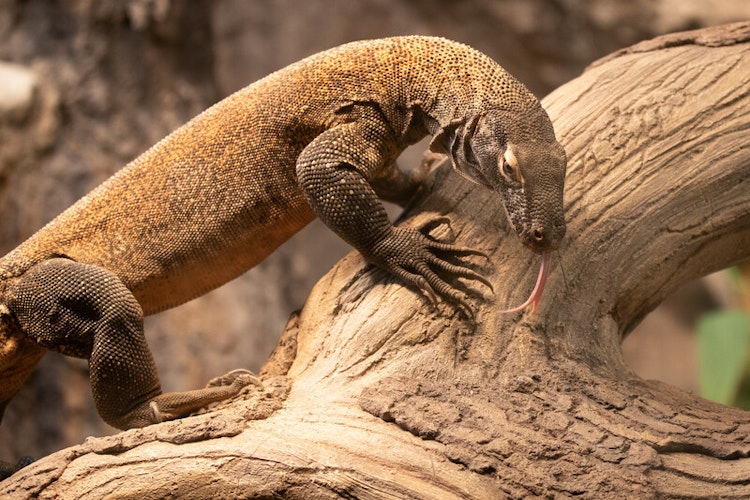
[0,36,541,314]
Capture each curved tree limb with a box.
[3,22,750,499]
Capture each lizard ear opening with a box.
[452,162,491,188]
[446,115,493,188]
[428,116,492,188]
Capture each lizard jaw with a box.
[500,251,551,314]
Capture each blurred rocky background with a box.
[1,0,748,462]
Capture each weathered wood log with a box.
[2,22,750,499]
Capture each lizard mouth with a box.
[500,251,552,314]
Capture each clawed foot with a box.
[367,217,492,317]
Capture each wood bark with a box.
[3,22,750,499]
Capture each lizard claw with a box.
[418,217,491,260]
[149,400,164,423]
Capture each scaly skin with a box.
[0,36,566,446]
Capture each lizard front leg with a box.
[296,119,491,314]
[9,258,257,429]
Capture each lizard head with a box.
[432,106,567,253]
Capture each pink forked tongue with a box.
[501,251,552,314]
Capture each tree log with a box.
[2,22,750,499]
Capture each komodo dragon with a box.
[0,36,566,450]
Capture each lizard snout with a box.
[522,221,566,253]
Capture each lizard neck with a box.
[396,37,540,139]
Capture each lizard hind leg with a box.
[9,258,256,430]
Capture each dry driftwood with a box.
[3,22,750,499]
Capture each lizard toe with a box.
[412,261,477,318]
[206,368,260,388]
[423,253,494,292]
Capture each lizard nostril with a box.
[533,228,545,242]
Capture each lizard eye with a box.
[501,159,515,179]
[500,148,520,183]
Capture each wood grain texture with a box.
[3,22,750,499]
